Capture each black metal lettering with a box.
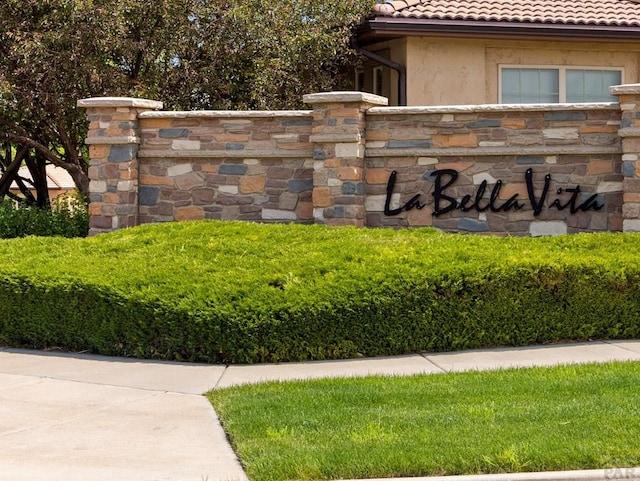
[525,168,550,216]
[384,170,403,216]
[431,169,458,216]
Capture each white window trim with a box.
[499,65,625,104]
[355,67,364,92]
[373,66,383,96]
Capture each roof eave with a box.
[357,18,640,45]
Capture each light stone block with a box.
[478,212,487,221]
[623,154,639,162]
[262,209,297,221]
[117,180,134,191]
[328,178,342,187]
[478,141,506,147]
[219,185,239,194]
[418,157,439,165]
[335,143,358,158]
[167,164,193,177]
[473,173,497,185]
[366,194,399,212]
[99,121,111,129]
[529,221,567,237]
[543,128,579,140]
[366,141,386,149]
[221,119,253,125]
[273,134,298,142]
[624,219,640,232]
[597,182,624,193]
[243,159,260,165]
[545,156,558,164]
[172,139,201,150]
[314,161,325,171]
[313,207,325,220]
[441,114,455,122]
[89,181,107,193]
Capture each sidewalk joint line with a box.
[419,353,448,373]
[601,339,640,355]
[212,364,230,390]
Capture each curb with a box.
[339,468,640,481]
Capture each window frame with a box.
[499,65,624,104]
[355,67,365,92]
[373,66,384,96]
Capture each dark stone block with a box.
[516,156,544,165]
[387,140,432,149]
[313,150,327,160]
[623,162,635,177]
[544,112,586,121]
[282,118,313,126]
[466,119,501,128]
[159,128,188,138]
[288,179,314,193]
[342,182,365,195]
[225,143,245,150]
[457,218,489,232]
[108,145,136,163]
[324,206,345,218]
[219,164,247,175]
[139,186,160,206]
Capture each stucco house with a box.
[354,0,640,106]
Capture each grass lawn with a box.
[208,361,640,481]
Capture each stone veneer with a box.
[79,85,640,236]
[365,103,623,235]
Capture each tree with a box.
[0,0,375,203]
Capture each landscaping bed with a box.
[0,221,639,363]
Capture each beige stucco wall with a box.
[404,37,640,106]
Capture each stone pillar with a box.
[77,97,163,235]
[303,91,387,227]
[611,84,640,232]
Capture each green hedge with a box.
[0,194,89,238]
[0,221,639,363]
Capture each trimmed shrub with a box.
[0,192,88,239]
[0,221,639,363]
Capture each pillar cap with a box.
[77,97,164,109]
[303,91,388,106]
[610,84,640,96]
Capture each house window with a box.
[355,68,365,92]
[500,66,622,103]
[373,66,383,96]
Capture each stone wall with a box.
[78,85,640,236]
[137,111,315,225]
[364,104,622,235]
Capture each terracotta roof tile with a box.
[371,0,640,27]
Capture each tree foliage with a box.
[0,0,374,201]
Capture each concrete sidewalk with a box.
[1,340,640,481]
